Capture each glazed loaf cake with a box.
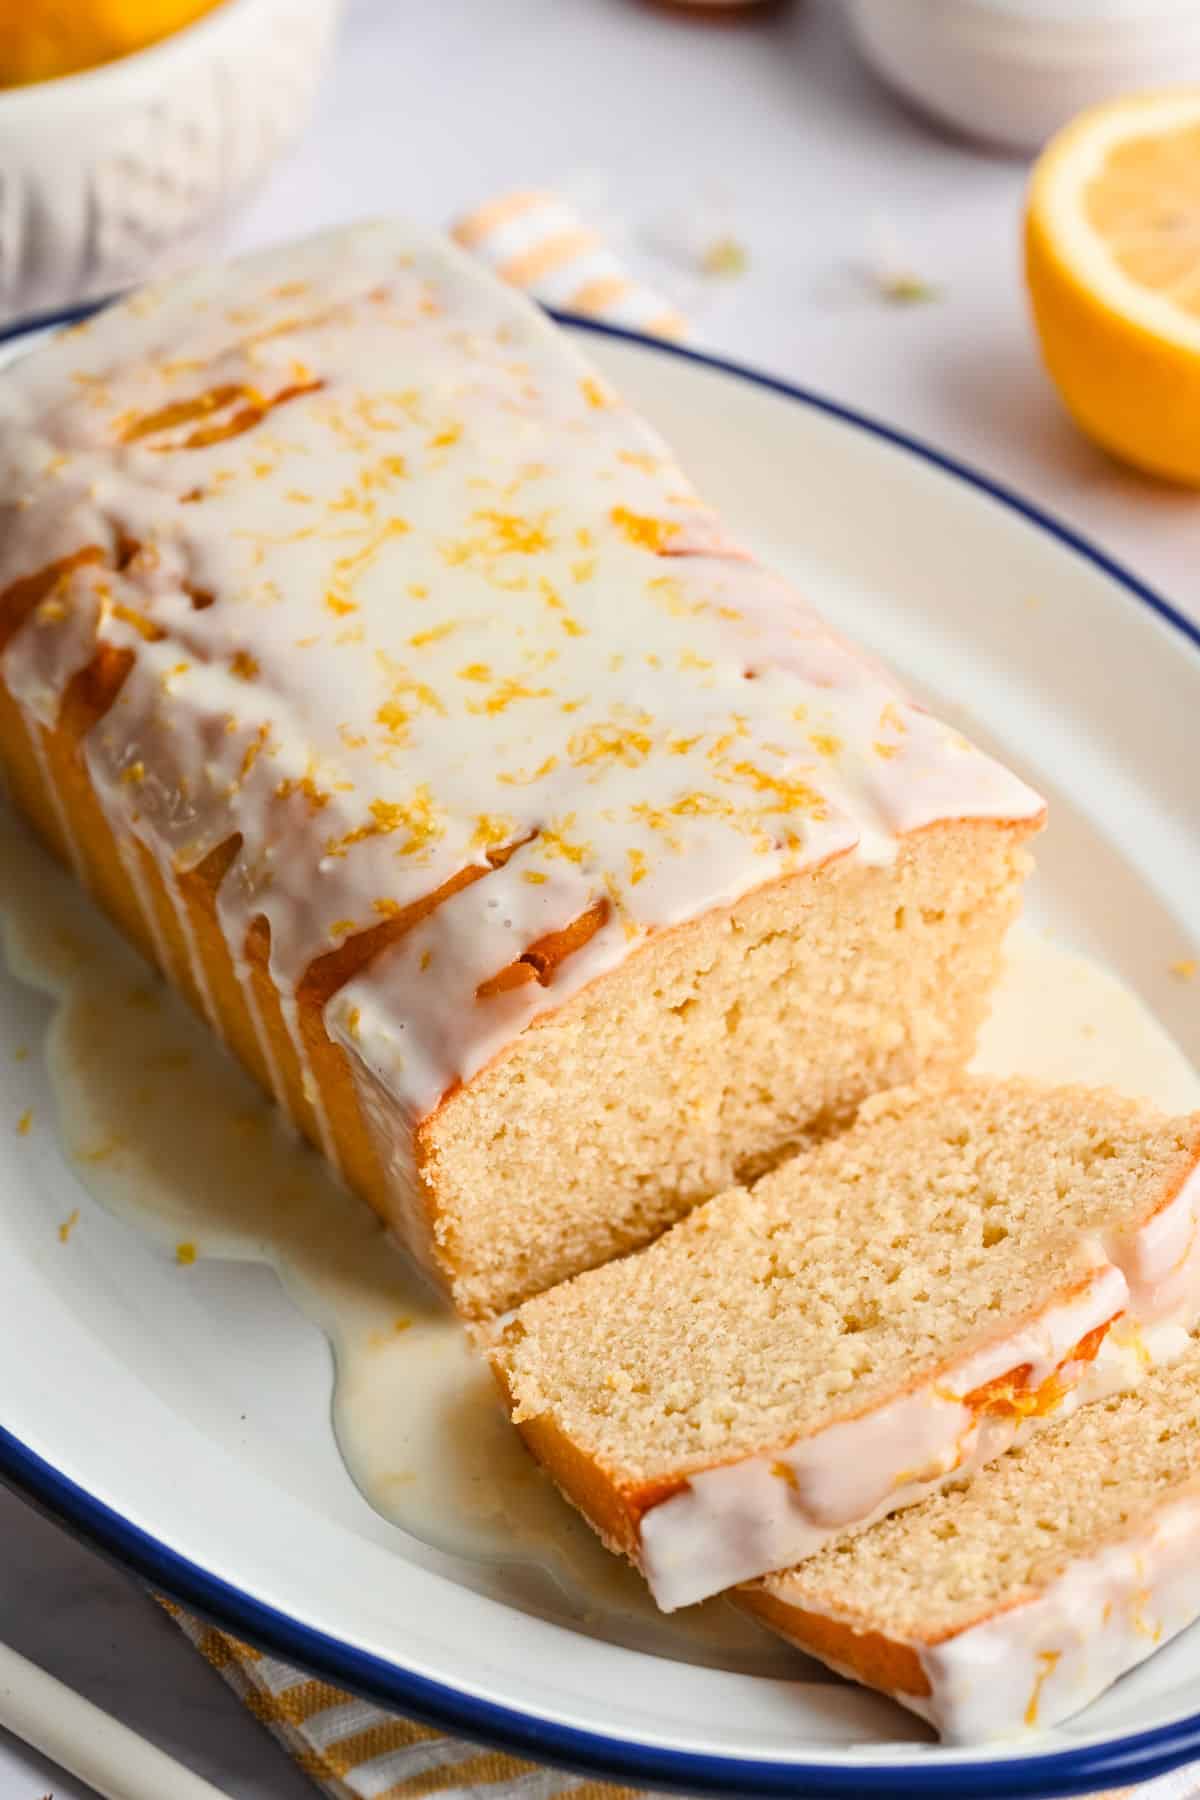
[492,1080,1200,1608]
[0,221,1043,1318]
[739,1332,1200,1740]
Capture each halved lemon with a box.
[1026,88,1200,485]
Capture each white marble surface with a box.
[1,1,1196,1795]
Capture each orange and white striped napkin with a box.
[162,1601,636,1800]
[452,190,689,341]
[162,1599,1199,1800]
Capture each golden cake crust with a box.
[0,221,1045,1313]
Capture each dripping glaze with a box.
[2,794,1197,1664]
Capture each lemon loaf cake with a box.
[0,221,1043,1318]
[491,1080,1200,1608]
[739,1333,1200,1740]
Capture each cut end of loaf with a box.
[423,816,1040,1317]
[493,1077,1200,1486]
[490,1075,1200,1605]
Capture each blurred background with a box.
[2,2,1199,1794]
[3,0,1200,602]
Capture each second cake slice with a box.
[491,1078,1200,1609]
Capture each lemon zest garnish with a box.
[466,677,552,716]
[442,510,552,564]
[471,814,517,850]
[568,724,653,769]
[497,756,558,786]
[327,788,443,858]
[610,506,680,552]
[540,819,591,865]
[409,620,458,648]
[1024,1650,1061,1728]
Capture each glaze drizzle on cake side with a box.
[0,221,1045,1315]
[740,1335,1200,1741]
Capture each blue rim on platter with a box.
[1,297,1199,1800]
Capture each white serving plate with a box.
[1,307,1198,1798]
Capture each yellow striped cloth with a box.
[158,1599,1179,1800]
[160,1600,638,1799]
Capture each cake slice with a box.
[0,220,1042,1318]
[491,1079,1200,1609]
[739,1334,1200,1740]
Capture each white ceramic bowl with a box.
[0,0,343,322]
[847,0,1200,153]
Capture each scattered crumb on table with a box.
[701,235,749,277]
[875,271,941,305]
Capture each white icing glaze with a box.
[640,1264,1128,1610]
[0,795,793,1671]
[640,1161,1200,1611]
[4,788,1200,1696]
[1104,1155,1200,1322]
[0,221,1042,1177]
[912,1486,1200,1741]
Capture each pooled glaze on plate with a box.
[2,790,1197,1664]
[0,797,774,1663]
